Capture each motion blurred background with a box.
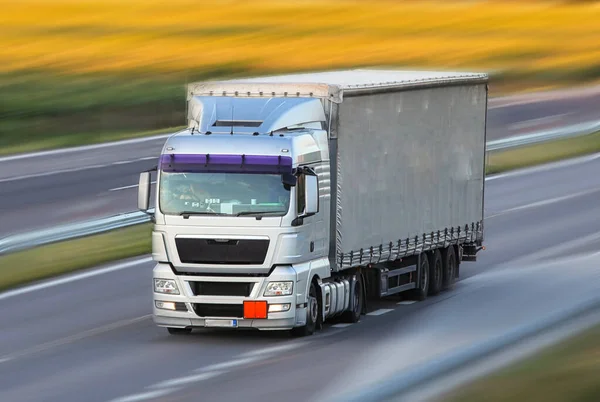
[2,2,600,402]
[2,0,600,156]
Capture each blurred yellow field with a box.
[2,0,600,76]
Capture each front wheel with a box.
[291,281,318,337]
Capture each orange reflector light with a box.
[244,301,268,319]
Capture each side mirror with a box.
[303,174,319,216]
[282,172,297,187]
[138,171,151,212]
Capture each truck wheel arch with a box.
[310,274,324,330]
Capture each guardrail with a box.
[486,119,600,152]
[0,209,154,255]
[329,295,600,402]
[0,121,598,256]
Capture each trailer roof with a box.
[187,68,488,103]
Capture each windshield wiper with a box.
[180,211,225,219]
[235,211,286,217]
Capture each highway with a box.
[1,84,600,237]
[1,152,600,402]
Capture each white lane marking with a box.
[240,341,305,358]
[508,230,600,265]
[194,357,261,373]
[331,323,354,328]
[0,256,152,301]
[109,388,178,402]
[0,358,12,364]
[0,132,176,163]
[485,152,600,182]
[149,371,223,389]
[110,181,156,192]
[508,114,568,131]
[397,301,416,305]
[487,188,600,219]
[367,309,394,316]
[0,315,151,363]
[0,157,157,183]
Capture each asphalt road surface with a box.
[1,152,600,402]
[1,85,600,237]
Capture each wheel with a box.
[442,246,457,290]
[428,249,443,296]
[341,274,364,323]
[409,253,430,301]
[167,327,192,335]
[291,281,318,337]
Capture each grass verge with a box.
[0,223,152,292]
[443,323,600,402]
[487,130,600,174]
[2,132,600,291]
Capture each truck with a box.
[137,68,488,336]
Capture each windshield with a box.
[159,171,291,216]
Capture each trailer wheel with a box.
[167,327,192,335]
[291,281,318,337]
[409,253,429,301]
[442,246,457,290]
[428,249,443,296]
[341,274,364,323]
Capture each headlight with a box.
[154,278,179,294]
[264,281,293,296]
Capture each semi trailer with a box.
[138,69,488,336]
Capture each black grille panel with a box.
[176,238,269,265]
[190,281,254,297]
[193,303,244,318]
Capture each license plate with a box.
[205,319,238,328]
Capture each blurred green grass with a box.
[444,323,600,402]
[3,67,599,156]
[487,130,600,174]
[0,66,247,155]
[0,223,152,292]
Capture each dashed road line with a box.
[194,357,261,373]
[110,181,156,192]
[367,309,394,316]
[0,358,12,364]
[486,187,600,219]
[397,301,417,305]
[149,371,223,389]
[240,341,306,358]
[0,315,151,363]
[0,157,157,183]
[109,388,178,402]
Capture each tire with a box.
[409,253,430,301]
[167,327,192,335]
[341,274,364,323]
[442,246,457,290]
[291,281,318,337]
[428,249,443,296]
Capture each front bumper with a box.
[152,263,305,331]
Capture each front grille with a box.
[190,281,254,297]
[176,238,269,265]
[193,303,244,318]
